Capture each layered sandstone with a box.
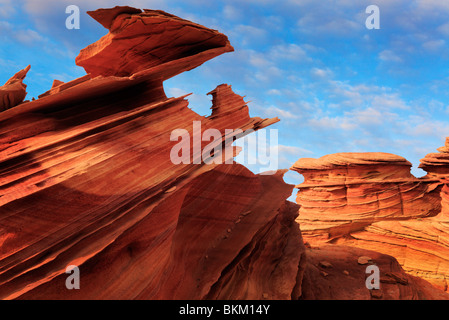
[0,7,299,300]
[14,164,304,300]
[301,245,449,300]
[1,5,447,301]
[419,137,449,177]
[291,152,442,241]
[75,7,234,78]
[292,145,449,292]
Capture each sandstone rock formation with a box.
[12,164,303,299]
[301,245,449,300]
[291,152,442,240]
[1,6,447,301]
[75,7,234,78]
[0,6,302,300]
[292,144,449,293]
[0,65,30,111]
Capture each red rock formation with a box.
[291,152,441,241]
[292,145,449,293]
[75,7,234,78]
[0,7,303,300]
[301,245,449,300]
[419,137,449,177]
[0,65,30,111]
[1,5,447,301]
[12,164,303,300]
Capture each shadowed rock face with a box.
[13,164,303,300]
[301,245,449,300]
[0,6,447,300]
[292,147,449,293]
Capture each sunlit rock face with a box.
[292,146,449,293]
[0,7,307,300]
[291,152,442,240]
[0,6,447,300]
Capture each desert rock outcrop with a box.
[291,152,442,240]
[0,5,447,300]
[0,7,296,300]
[292,144,449,292]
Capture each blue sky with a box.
[1,0,449,190]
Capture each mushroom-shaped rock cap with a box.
[291,152,412,171]
[76,6,234,78]
[419,137,449,170]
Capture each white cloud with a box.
[267,89,281,95]
[14,28,44,44]
[404,116,449,138]
[437,22,449,36]
[371,93,409,110]
[248,51,271,68]
[264,105,298,119]
[414,0,449,13]
[231,24,267,46]
[0,0,14,18]
[311,67,333,79]
[270,43,311,62]
[222,5,241,21]
[0,20,46,45]
[422,39,446,52]
[379,50,403,63]
[167,87,190,98]
[254,66,283,82]
[278,145,313,156]
[307,116,356,131]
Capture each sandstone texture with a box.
[0,7,304,300]
[0,6,447,300]
[292,141,449,293]
[301,245,449,300]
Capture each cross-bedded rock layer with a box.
[1,6,447,300]
[0,7,300,300]
[291,152,442,240]
[292,143,449,292]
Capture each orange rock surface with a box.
[301,245,449,300]
[1,6,447,300]
[75,7,234,78]
[0,7,304,300]
[291,152,442,240]
[292,142,449,293]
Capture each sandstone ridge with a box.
[0,6,447,300]
[292,143,449,293]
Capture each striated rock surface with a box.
[291,152,442,241]
[75,7,234,78]
[0,65,31,111]
[419,137,449,177]
[1,5,447,301]
[0,7,307,300]
[292,145,449,293]
[301,245,449,300]
[14,164,304,299]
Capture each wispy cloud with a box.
[0,0,15,18]
[379,49,402,63]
